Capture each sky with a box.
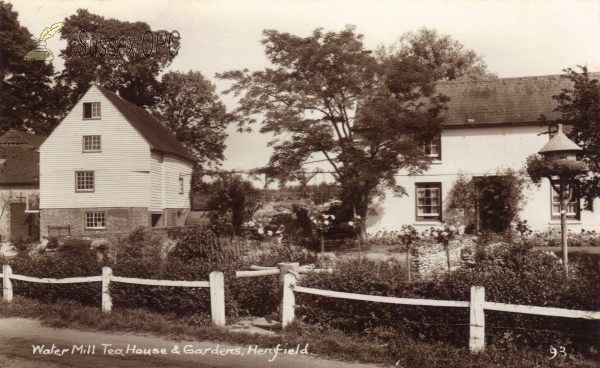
[9,0,600,173]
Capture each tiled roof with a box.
[0,129,46,147]
[0,146,39,184]
[436,73,600,127]
[95,86,197,162]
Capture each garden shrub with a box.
[296,239,599,355]
[8,237,103,306]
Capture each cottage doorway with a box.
[9,203,38,241]
[473,176,512,233]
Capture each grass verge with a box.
[0,297,597,368]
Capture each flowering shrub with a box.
[242,219,285,242]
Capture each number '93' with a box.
[550,346,567,359]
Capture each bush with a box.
[8,238,103,306]
[296,240,599,356]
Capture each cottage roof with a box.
[0,129,46,147]
[539,124,582,154]
[95,86,197,162]
[436,73,600,128]
[0,146,39,184]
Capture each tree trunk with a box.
[560,180,569,278]
[320,234,325,253]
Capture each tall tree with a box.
[152,71,231,168]
[378,28,497,82]
[552,66,600,211]
[217,25,451,238]
[57,9,180,113]
[0,1,56,135]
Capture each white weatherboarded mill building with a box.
[39,85,196,239]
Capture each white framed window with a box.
[416,183,442,221]
[83,102,101,119]
[179,176,184,195]
[75,171,95,192]
[551,187,579,220]
[85,212,105,229]
[424,134,441,159]
[82,135,101,152]
[25,194,40,213]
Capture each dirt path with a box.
[0,318,380,368]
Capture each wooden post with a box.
[277,262,299,321]
[101,266,112,313]
[3,265,13,302]
[469,286,485,352]
[281,272,296,327]
[209,271,226,326]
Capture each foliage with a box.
[8,238,103,306]
[0,1,57,135]
[217,25,458,238]
[376,27,497,82]
[151,71,231,168]
[448,168,530,232]
[57,9,179,112]
[297,240,599,354]
[205,174,260,235]
[552,66,600,211]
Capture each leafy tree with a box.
[206,174,260,236]
[217,25,457,238]
[0,1,57,135]
[151,71,231,168]
[551,66,600,211]
[377,28,497,82]
[57,9,179,112]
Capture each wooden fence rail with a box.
[283,273,600,352]
[0,265,225,326]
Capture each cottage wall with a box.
[367,125,600,233]
[0,185,39,241]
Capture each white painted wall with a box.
[39,85,151,209]
[149,151,163,211]
[367,125,600,233]
[163,153,193,209]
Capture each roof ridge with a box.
[436,71,600,86]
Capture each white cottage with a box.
[39,85,196,238]
[367,74,600,234]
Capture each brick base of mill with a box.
[39,207,189,239]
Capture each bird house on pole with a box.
[538,124,582,161]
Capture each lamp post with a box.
[536,124,589,277]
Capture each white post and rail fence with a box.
[0,265,226,327]
[279,272,600,352]
[2,263,599,352]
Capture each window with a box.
[83,102,101,119]
[424,134,441,160]
[85,212,105,229]
[179,176,184,194]
[82,135,101,152]
[551,187,580,220]
[75,171,94,192]
[416,183,442,221]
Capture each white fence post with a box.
[277,262,299,321]
[101,266,112,313]
[282,272,296,328]
[209,271,226,326]
[469,286,485,352]
[3,265,13,302]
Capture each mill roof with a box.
[95,85,197,162]
[0,146,39,184]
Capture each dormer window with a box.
[424,134,441,160]
[83,102,101,119]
